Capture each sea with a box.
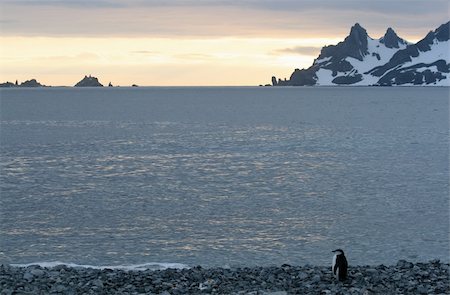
[0,86,448,270]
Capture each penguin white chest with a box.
[332,254,337,270]
[332,254,338,278]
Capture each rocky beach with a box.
[1,260,448,294]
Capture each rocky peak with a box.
[345,23,369,53]
[317,23,369,62]
[380,27,408,48]
[434,21,450,42]
[346,23,368,42]
[74,75,103,87]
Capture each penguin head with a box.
[332,249,345,255]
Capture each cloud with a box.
[131,50,161,55]
[39,52,100,62]
[0,0,448,39]
[273,46,321,56]
[174,53,214,60]
[6,0,446,14]
[240,0,449,15]
[1,0,125,8]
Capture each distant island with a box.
[270,21,450,86]
[0,79,46,88]
[0,75,131,88]
[74,75,104,87]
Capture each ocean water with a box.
[0,87,448,270]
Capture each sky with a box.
[0,0,449,86]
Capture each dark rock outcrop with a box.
[74,75,103,87]
[332,74,363,85]
[0,79,46,87]
[380,28,409,49]
[20,79,43,87]
[271,76,278,86]
[0,82,16,88]
[289,68,317,86]
[319,23,369,62]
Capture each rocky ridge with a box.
[272,22,450,86]
[0,79,46,87]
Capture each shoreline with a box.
[1,260,448,294]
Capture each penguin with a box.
[332,249,348,281]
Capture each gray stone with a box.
[311,274,321,282]
[23,272,34,281]
[397,260,414,269]
[298,272,308,280]
[1,260,449,294]
[417,285,429,294]
[30,268,45,277]
[92,279,104,288]
[52,284,66,293]
[48,271,61,278]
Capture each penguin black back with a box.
[332,249,348,281]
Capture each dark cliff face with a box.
[380,28,408,49]
[416,22,449,52]
[434,21,450,42]
[289,68,317,86]
[318,23,369,62]
[288,23,371,86]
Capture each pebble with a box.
[0,260,448,294]
[22,272,34,281]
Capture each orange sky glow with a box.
[0,0,448,86]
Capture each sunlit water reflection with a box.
[1,87,448,268]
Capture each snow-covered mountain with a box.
[272,22,449,86]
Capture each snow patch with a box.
[400,40,449,69]
[314,56,332,65]
[315,69,335,85]
[415,66,439,73]
[347,38,406,75]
